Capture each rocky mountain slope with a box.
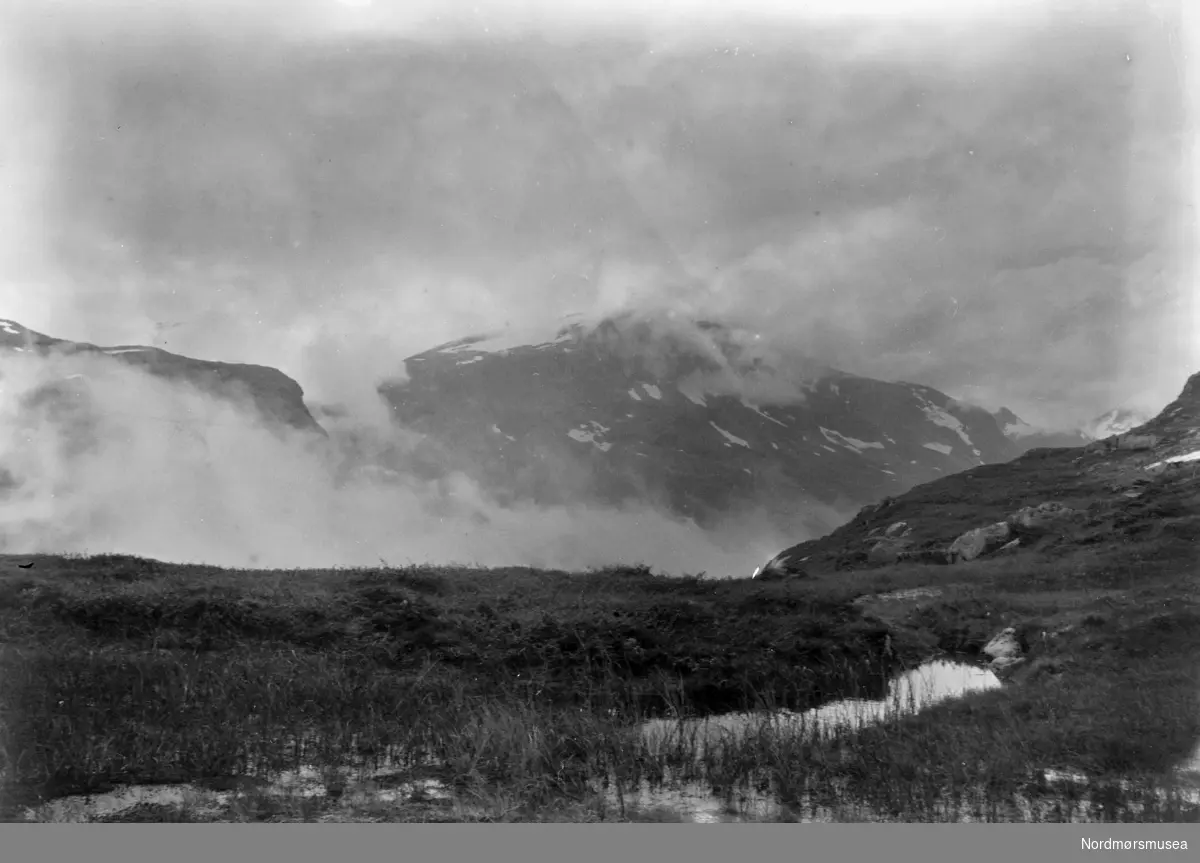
[0,318,324,437]
[756,369,1200,578]
[380,311,1031,538]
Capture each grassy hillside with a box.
[1,511,1197,821]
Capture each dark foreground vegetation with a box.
[1,522,1198,821]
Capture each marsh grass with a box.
[1,539,1198,822]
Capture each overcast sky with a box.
[0,0,1195,430]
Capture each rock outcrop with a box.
[1006,501,1083,531]
[982,627,1026,674]
[753,551,810,581]
[947,522,1013,563]
[1116,433,1160,451]
[865,520,914,564]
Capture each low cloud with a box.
[1,0,1190,435]
[0,349,802,575]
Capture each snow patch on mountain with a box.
[434,313,589,356]
[915,396,975,448]
[744,401,788,427]
[641,383,662,400]
[628,388,642,401]
[1146,449,1200,470]
[567,421,613,452]
[819,427,885,453]
[489,424,517,442]
[923,442,953,455]
[709,422,750,448]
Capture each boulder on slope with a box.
[947,522,1013,563]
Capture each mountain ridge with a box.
[381,311,1036,539]
[0,318,325,437]
[756,368,1200,578]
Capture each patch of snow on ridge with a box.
[567,421,613,452]
[923,442,953,455]
[628,388,642,401]
[103,348,150,355]
[820,427,884,453]
[743,400,788,427]
[913,392,976,448]
[641,383,662,400]
[434,313,588,356]
[709,422,750,448]
[1146,449,1200,470]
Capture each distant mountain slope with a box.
[758,369,1200,577]
[990,407,1093,451]
[380,311,1026,538]
[0,318,325,436]
[990,405,1156,454]
[1083,406,1155,441]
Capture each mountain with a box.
[0,318,325,437]
[379,311,1027,539]
[1082,406,1155,441]
[756,369,1200,578]
[990,407,1093,451]
[990,405,1157,454]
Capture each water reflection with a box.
[641,660,1002,755]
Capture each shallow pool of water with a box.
[641,660,1002,755]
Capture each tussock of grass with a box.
[1,532,1198,822]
